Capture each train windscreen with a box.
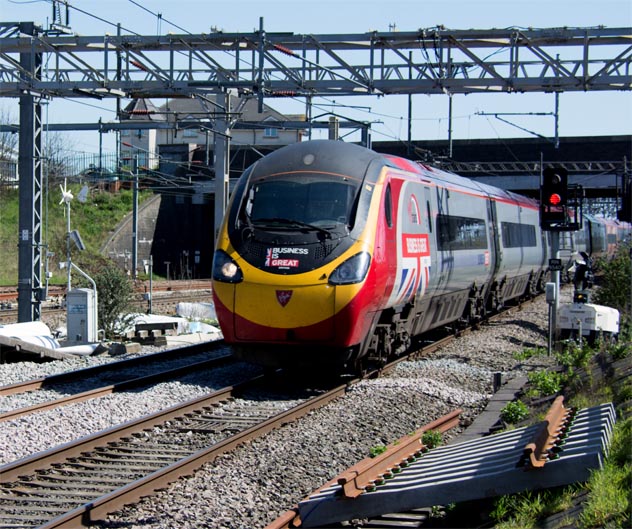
[243,176,360,231]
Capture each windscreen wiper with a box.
[252,217,332,238]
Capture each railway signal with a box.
[542,167,568,207]
[540,167,582,231]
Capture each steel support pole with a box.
[132,155,138,279]
[17,22,44,322]
[550,231,560,342]
[214,92,231,244]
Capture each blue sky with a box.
[2,0,631,153]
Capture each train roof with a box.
[252,140,539,210]
[381,151,539,209]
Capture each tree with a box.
[593,242,632,319]
[0,103,18,162]
[93,260,135,339]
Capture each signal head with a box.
[548,193,562,206]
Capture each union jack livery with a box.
[212,140,630,371]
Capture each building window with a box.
[264,127,278,138]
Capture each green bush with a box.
[93,261,135,339]
[500,400,529,424]
[527,370,562,397]
[593,242,631,317]
[421,430,443,449]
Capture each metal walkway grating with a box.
[298,402,616,527]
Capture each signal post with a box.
[540,167,583,348]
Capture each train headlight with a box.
[329,252,371,285]
[212,250,243,283]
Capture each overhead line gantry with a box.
[1,22,631,322]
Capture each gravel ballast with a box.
[0,294,562,528]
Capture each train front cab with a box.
[212,141,392,369]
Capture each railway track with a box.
[0,292,212,325]
[0,372,349,529]
[0,295,543,528]
[0,341,233,422]
[0,280,213,325]
[0,340,226,398]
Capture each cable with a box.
[42,0,140,34]
[125,0,191,35]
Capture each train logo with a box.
[393,233,431,305]
[265,247,307,269]
[276,290,293,307]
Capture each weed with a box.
[579,461,630,528]
[526,370,562,397]
[369,445,387,458]
[421,430,443,449]
[492,491,547,528]
[513,346,546,361]
[500,400,528,424]
[615,382,632,405]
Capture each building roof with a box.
[120,98,164,121]
[120,94,291,123]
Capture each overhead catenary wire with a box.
[37,0,467,144]
[14,1,563,160]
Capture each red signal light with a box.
[548,193,562,206]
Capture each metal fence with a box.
[0,151,157,187]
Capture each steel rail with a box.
[264,409,463,529]
[337,409,463,498]
[2,294,542,528]
[263,296,542,529]
[0,292,213,325]
[0,340,225,396]
[0,382,238,484]
[43,383,349,528]
[524,395,574,469]
[0,354,233,422]
[0,373,352,528]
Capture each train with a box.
[211,140,630,370]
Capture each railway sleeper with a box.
[33,472,131,486]
[0,499,70,511]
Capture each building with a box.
[118,94,305,176]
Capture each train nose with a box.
[233,283,336,342]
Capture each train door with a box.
[432,185,454,296]
[483,198,501,309]
[422,186,439,295]
[486,199,501,280]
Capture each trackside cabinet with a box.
[66,288,98,343]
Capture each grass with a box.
[0,182,151,286]
[490,329,632,529]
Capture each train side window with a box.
[385,184,393,228]
[437,214,487,251]
[501,222,537,247]
[426,200,433,232]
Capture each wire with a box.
[125,0,191,35]
[27,2,516,149]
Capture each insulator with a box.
[273,43,297,57]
